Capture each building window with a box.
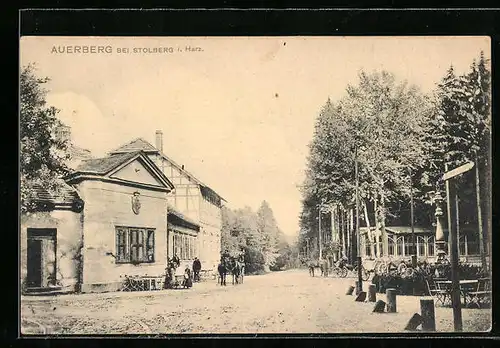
[388,236,395,256]
[466,233,479,255]
[363,235,371,257]
[427,236,435,257]
[417,236,426,257]
[404,236,413,257]
[396,237,404,256]
[172,231,197,260]
[116,227,155,264]
[459,235,467,256]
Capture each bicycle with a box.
[351,264,371,281]
[331,260,348,278]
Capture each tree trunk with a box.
[341,206,347,258]
[344,209,352,262]
[363,200,375,258]
[374,197,380,258]
[380,192,388,257]
[350,208,355,263]
[475,152,487,271]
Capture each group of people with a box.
[163,254,203,289]
[163,250,245,289]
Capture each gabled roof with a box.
[66,150,175,191]
[109,138,160,154]
[109,138,226,203]
[74,151,139,175]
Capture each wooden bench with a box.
[121,275,164,291]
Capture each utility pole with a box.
[443,162,474,332]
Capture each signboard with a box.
[442,162,474,181]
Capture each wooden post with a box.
[355,280,362,295]
[386,288,397,313]
[420,297,436,331]
[445,163,463,331]
[368,284,377,302]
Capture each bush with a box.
[244,246,265,274]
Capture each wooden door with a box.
[27,228,56,288]
[27,239,42,287]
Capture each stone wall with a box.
[20,210,83,293]
[76,180,168,293]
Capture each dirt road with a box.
[21,269,490,335]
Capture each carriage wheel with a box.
[379,263,389,274]
[339,267,348,278]
[397,262,407,275]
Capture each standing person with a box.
[183,265,193,288]
[221,249,230,263]
[192,257,202,282]
[308,258,316,277]
[172,253,181,268]
[164,258,174,289]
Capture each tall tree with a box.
[20,64,70,213]
[301,70,432,259]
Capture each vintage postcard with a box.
[19,36,492,335]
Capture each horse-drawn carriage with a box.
[217,254,245,286]
[307,257,372,281]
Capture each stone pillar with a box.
[420,297,436,331]
[368,284,377,302]
[386,288,397,313]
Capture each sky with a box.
[20,36,490,238]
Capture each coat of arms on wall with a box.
[132,192,141,215]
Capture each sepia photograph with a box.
[19,35,492,335]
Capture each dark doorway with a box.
[26,228,57,288]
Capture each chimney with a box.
[55,124,71,144]
[155,130,163,152]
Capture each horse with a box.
[308,260,318,277]
[320,258,329,277]
[229,259,244,285]
[217,261,228,286]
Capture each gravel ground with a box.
[21,269,491,335]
